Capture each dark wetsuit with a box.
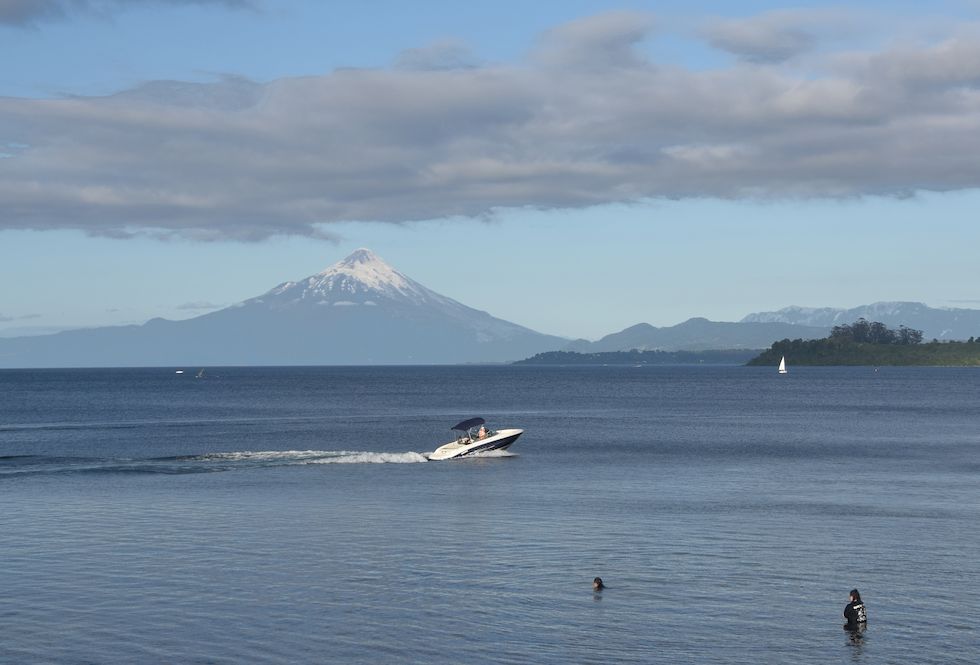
[844,600,867,630]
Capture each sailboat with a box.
[778,356,788,374]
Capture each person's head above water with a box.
[593,577,604,590]
[850,589,862,602]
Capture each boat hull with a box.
[426,428,523,461]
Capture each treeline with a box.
[748,319,980,366]
[830,318,923,345]
[514,349,760,365]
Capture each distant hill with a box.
[0,249,567,368]
[565,318,830,352]
[515,349,760,365]
[742,302,980,341]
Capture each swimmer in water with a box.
[593,577,605,591]
[843,589,867,631]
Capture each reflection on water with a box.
[846,625,868,662]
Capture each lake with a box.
[1,365,978,663]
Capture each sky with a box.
[2,0,980,340]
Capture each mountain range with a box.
[563,318,830,353]
[2,249,979,367]
[741,302,980,341]
[563,302,980,354]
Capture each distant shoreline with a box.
[748,340,980,366]
[513,349,761,366]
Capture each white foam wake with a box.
[307,451,429,464]
[193,450,428,464]
[468,449,516,458]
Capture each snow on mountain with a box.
[237,248,544,343]
[741,301,945,327]
[742,302,949,327]
[252,248,451,308]
[740,306,846,327]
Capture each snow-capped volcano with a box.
[254,248,451,308]
[221,248,569,362]
[0,248,568,366]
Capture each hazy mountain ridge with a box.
[559,302,980,355]
[564,318,830,353]
[741,301,980,340]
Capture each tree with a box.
[869,321,896,344]
[830,323,853,341]
[831,319,922,345]
[897,325,923,345]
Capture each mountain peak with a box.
[336,247,381,267]
[314,248,413,295]
[253,248,443,308]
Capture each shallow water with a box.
[1,366,978,663]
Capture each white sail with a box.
[778,356,788,374]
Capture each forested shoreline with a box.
[748,319,980,366]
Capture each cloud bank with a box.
[2,11,980,240]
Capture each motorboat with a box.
[426,417,523,461]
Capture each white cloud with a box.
[2,11,980,240]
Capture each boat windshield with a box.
[455,422,495,443]
[451,417,485,432]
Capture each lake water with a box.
[1,365,978,664]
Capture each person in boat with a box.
[843,589,867,631]
[592,577,605,591]
[477,425,488,439]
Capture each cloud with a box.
[177,301,223,310]
[395,40,480,71]
[0,0,252,27]
[0,312,40,321]
[3,11,980,240]
[533,10,656,69]
[703,9,853,63]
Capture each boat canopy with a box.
[451,417,485,432]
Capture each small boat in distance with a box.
[778,356,788,374]
[426,417,523,461]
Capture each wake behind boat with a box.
[426,418,523,461]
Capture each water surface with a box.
[2,366,978,663]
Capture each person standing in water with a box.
[843,589,867,630]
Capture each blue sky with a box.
[2,0,980,339]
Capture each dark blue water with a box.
[2,366,978,664]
